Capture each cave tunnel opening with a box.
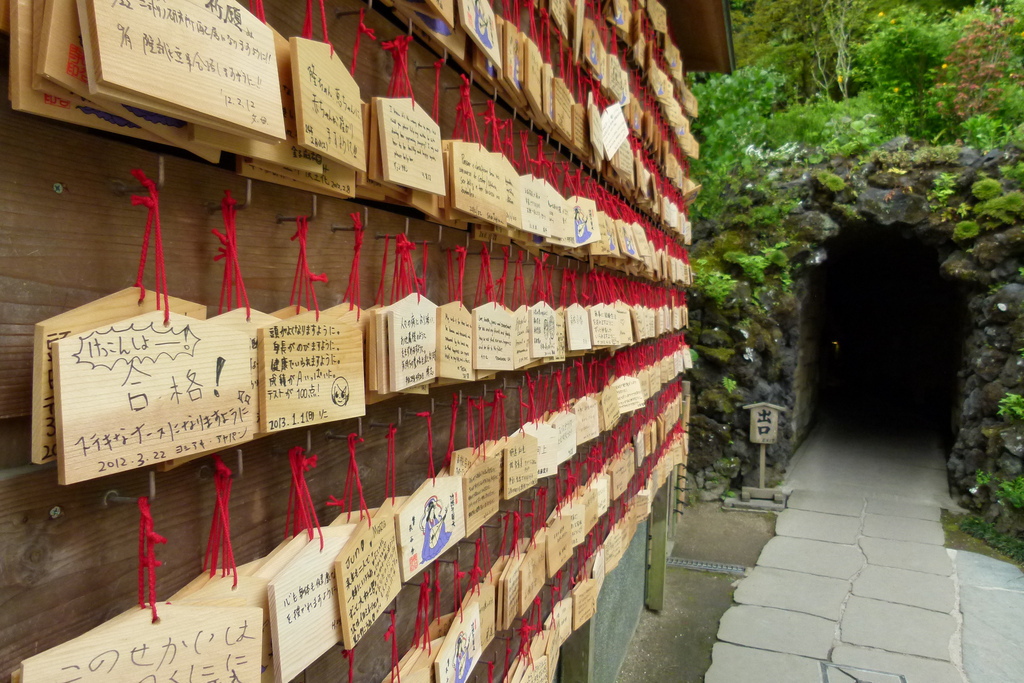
[816,225,965,438]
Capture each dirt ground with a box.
[616,502,777,683]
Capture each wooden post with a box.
[759,443,767,490]
[645,481,669,611]
[561,614,596,683]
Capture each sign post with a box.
[741,402,786,503]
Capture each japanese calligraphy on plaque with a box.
[395,476,466,581]
[744,402,784,444]
[19,604,263,683]
[257,317,365,433]
[53,312,254,485]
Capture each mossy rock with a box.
[813,170,847,192]
[974,191,1024,225]
[973,178,1004,201]
[694,345,736,366]
[698,328,734,348]
[954,220,981,242]
[696,387,736,415]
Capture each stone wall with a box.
[687,139,1024,532]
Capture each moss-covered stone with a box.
[974,191,1024,225]
[973,178,1004,201]
[954,220,981,242]
[694,345,736,365]
[696,387,735,415]
[813,170,847,192]
[698,328,733,348]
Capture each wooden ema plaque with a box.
[544,512,572,576]
[238,155,356,199]
[77,0,286,142]
[521,36,544,123]
[386,293,438,391]
[503,430,539,498]
[553,308,567,363]
[52,311,254,485]
[436,302,475,381]
[528,302,557,359]
[457,0,501,69]
[257,316,365,433]
[335,500,402,649]
[290,37,365,172]
[476,580,498,650]
[376,98,446,194]
[448,141,507,226]
[463,449,502,535]
[519,174,552,238]
[395,475,467,581]
[588,303,618,347]
[613,375,645,414]
[434,597,482,683]
[32,289,207,464]
[267,525,355,683]
[518,532,547,613]
[564,303,592,351]
[609,447,634,499]
[573,395,601,444]
[512,306,531,369]
[19,604,263,683]
[496,154,524,230]
[571,578,598,630]
[552,410,578,464]
[552,77,575,142]
[472,303,515,371]
[521,419,557,479]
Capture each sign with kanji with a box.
[744,402,784,444]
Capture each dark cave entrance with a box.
[816,225,965,435]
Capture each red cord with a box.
[130,170,170,325]
[137,497,167,622]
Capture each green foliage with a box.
[998,476,1024,509]
[1001,161,1024,185]
[977,470,993,487]
[723,251,771,283]
[855,7,954,139]
[693,258,738,306]
[929,172,959,207]
[954,220,981,241]
[722,377,738,394]
[960,517,1024,564]
[962,114,1017,152]
[972,178,1004,200]
[974,191,1024,224]
[998,392,1024,420]
[814,170,848,191]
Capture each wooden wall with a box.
[0,1,680,680]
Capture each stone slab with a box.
[865,498,941,522]
[840,596,955,660]
[758,536,865,580]
[852,565,955,613]
[831,644,962,683]
[859,537,953,576]
[957,550,1024,592]
[862,514,944,545]
[718,604,835,659]
[735,566,851,620]
[788,490,864,517]
[961,583,1024,683]
[776,509,863,544]
[705,642,823,683]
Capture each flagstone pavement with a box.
[704,415,1024,683]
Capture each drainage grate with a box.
[666,557,748,575]
[821,662,908,683]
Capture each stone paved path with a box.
[706,415,976,683]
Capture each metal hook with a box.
[207,178,252,214]
[276,194,318,223]
[331,206,369,232]
[103,470,157,506]
[236,448,244,478]
[113,155,165,196]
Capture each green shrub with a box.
[722,377,738,394]
[960,517,1024,564]
[1001,162,1024,185]
[813,170,847,192]
[973,178,1004,200]
[929,172,959,208]
[998,477,1024,509]
[954,220,981,241]
[723,251,770,283]
[998,392,1024,420]
[693,259,738,306]
[975,191,1024,224]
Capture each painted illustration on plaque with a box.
[471,0,494,48]
[455,632,472,683]
[421,495,453,562]
[574,206,593,243]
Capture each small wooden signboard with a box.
[395,475,467,581]
[741,402,787,503]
